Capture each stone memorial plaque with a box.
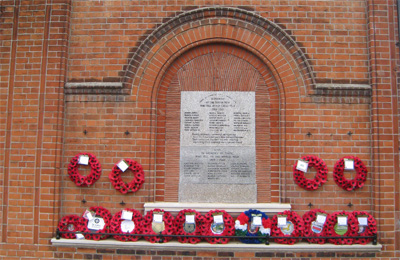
[179,91,256,203]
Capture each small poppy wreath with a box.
[333,156,367,191]
[325,211,358,245]
[174,209,204,244]
[81,206,112,240]
[235,209,271,244]
[302,209,329,244]
[142,209,175,243]
[352,211,377,244]
[57,215,84,239]
[68,153,101,187]
[202,210,235,244]
[293,155,328,190]
[110,208,143,242]
[109,159,145,194]
[271,210,304,244]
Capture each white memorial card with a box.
[278,215,287,227]
[185,214,195,224]
[78,155,89,165]
[76,233,84,239]
[296,160,309,173]
[357,216,368,226]
[253,216,262,226]
[338,216,348,226]
[213,215,223,224]
[344,159,355,170]
[117,160,129,172]
[153,214,163,223]
[121,210,133,220]
[316,213,327,224]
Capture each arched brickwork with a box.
[157,44,280,202]
[126,7,315,202]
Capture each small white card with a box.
[117,160,129,172]
[338,216,348,226]
[296,160,309,173]
[88,217,105,230]
[78,155,89,165]
[213,215,223,224]
[278,216,287,227]
[76,233,84,239]
[344,159,355,170]
[357,216,368,226]
[316,213,327,224]
[85,211,94,221]
[252,216,262,226]
[153,214,163,223]
[185,214,195,224]
[121,210,133,220]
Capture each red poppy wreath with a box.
[333,156,367,191]
[302,209,329,244]
[57,215,84,239]
[142,209,175,243]
[81,206,112,241]
[109,159,145,194]
[68,152,101,187]
[271,210,304,244]
[174,209,204,244]
[293,155,328,191]
[110,208,143,242]
[352,211,377,244]
[202,210,235,244]
[325,211,358,245]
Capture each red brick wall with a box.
[1,0,399,259]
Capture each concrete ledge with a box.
[315,83,371,90]
[51,238,382,252]
[143,202,291,215]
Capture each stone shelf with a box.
[51,238,382,252]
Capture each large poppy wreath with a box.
[271,210,304,244]
[57,215,84,239]
[325,211,358,245]
[174,209,204,244]
[202,210,235,244]
[142,209,175,243]
[293,155,328,191]
[68,152,101,187]
[302,209,329,244]
[333,156,367,191]
[352,211,377,244]
[109,159,145,194]
[81,206,112,240]
[235,209,271,244]
[110,208,143,242]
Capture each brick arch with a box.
[151,43,285,203]
[124,7,315,101]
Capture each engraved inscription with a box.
[180,91,255,184]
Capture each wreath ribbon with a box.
[68,153,101,187]
[109,159,145,194]
[57,215,84,239]
[202,210,235,244]
[293,155,328,191]
[142,209,175,243]
[271,210,304,244]
[333,156,367,191]
[110,208,143,242]
[235,209,271,244]
[81,206,112,240]
[325,211,358,245]
[302,209,328,244]
[174,209,204,244]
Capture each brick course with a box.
[1,0,399,259]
